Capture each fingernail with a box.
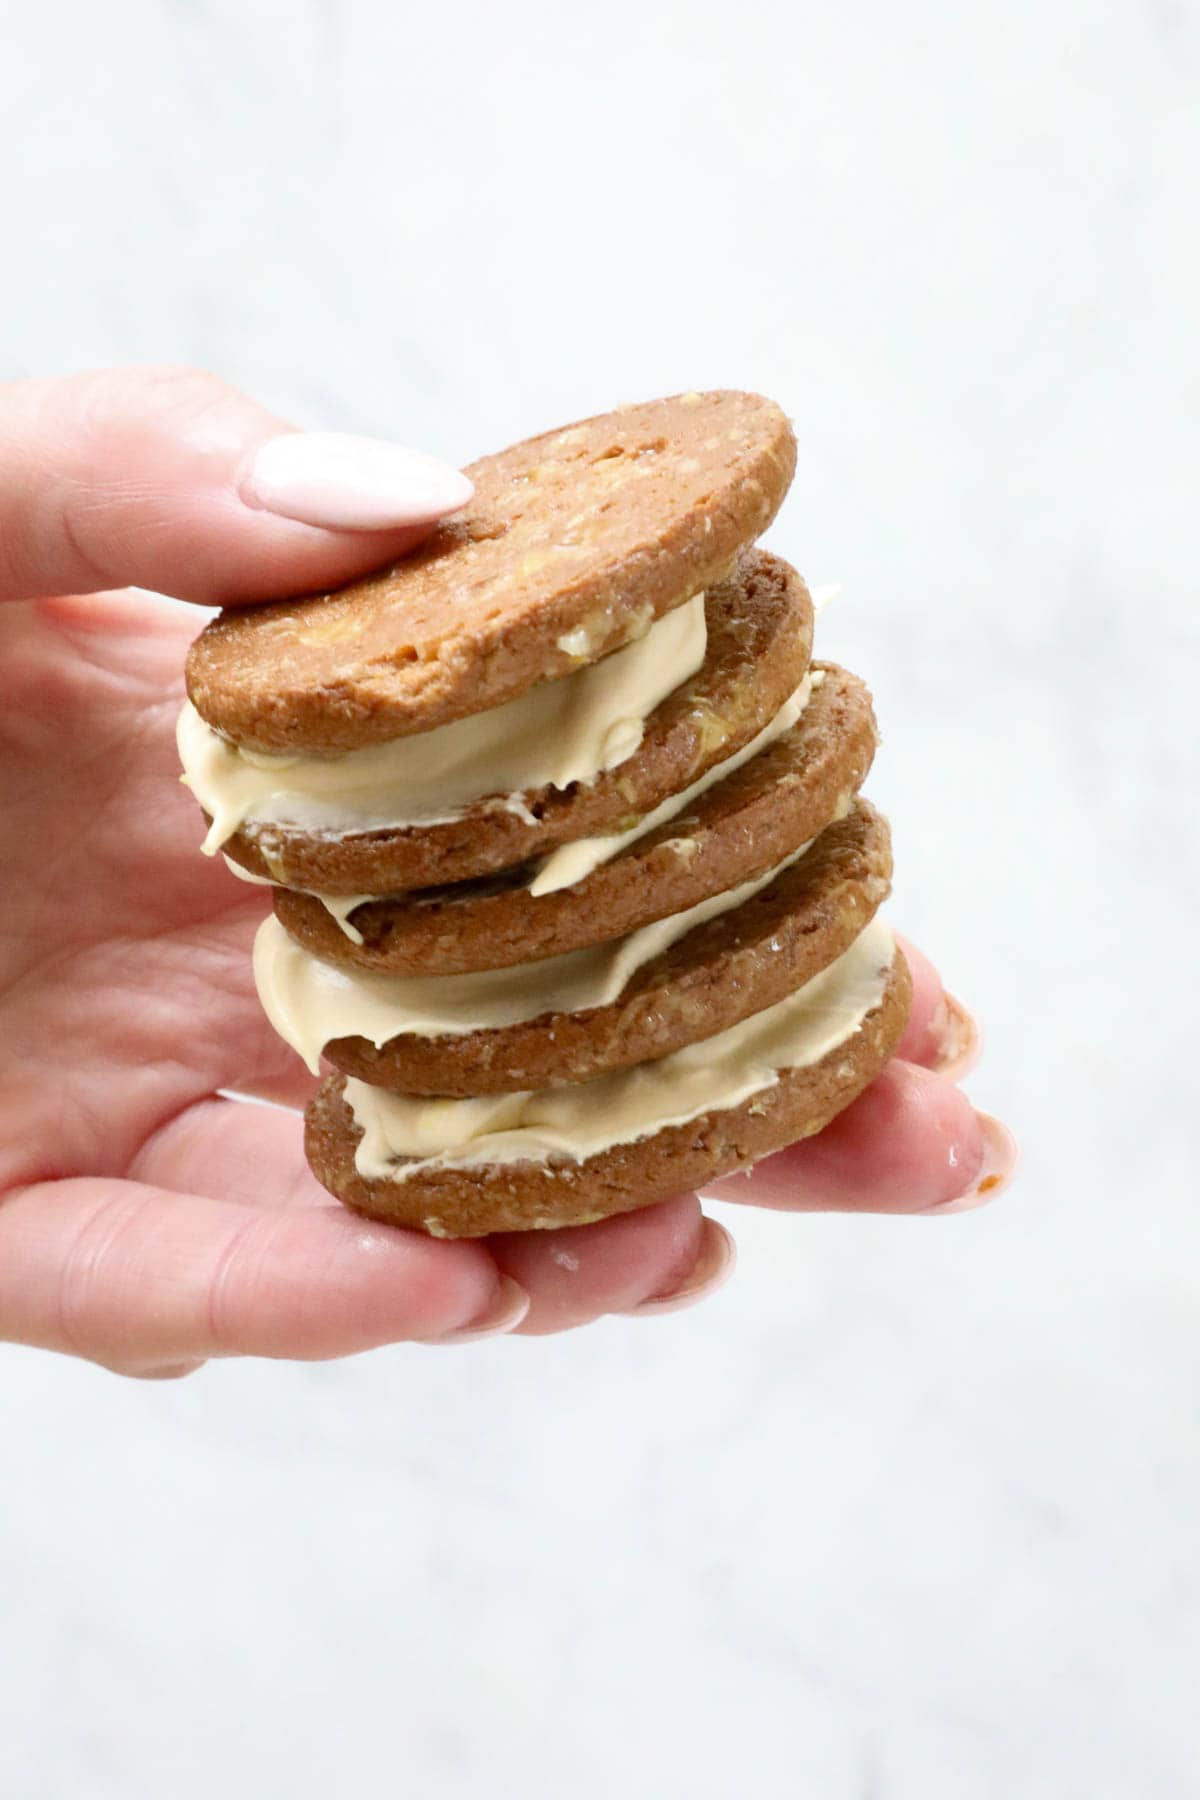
[930,991,982,1082]
[623,1216,738,1317]
[921,1111,1019,1215]
[243,432,474,531]
[123,1360,208,1381]
[429,1275,530,1346]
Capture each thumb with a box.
[0,365,474,605]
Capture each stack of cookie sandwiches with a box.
[178,392,910,1236]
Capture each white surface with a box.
[3,1,1198,1795]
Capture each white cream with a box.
[178,592,707,855]
[222,854,274,887]
[529,669,820,896]
[344,916,894,1181]
[311,893,371,945]
[254,840,813,1074]
[221,854,370,946]
[221,663,823,959]
[809,583,840,613]
[303,667,821,940]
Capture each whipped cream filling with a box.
[223,855,274,889]
[230,666,821,946]
[809,583,840,614]
[254,840,813,1074]
[178,592,707,854]
[344,915,894,1181]
[221,855,370,945]
[529,669,820,896]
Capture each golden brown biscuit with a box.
[187,391,797,753]
[223,551,812,895]
[324,801,892,1095]
[304,947,912,1236]
[274,663,877,973]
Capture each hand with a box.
[0,366,1015,1378]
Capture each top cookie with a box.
[186,391,797,753]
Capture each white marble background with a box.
[3,1,1197,1794]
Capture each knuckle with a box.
[69,363,244,444]
[131,363,235,418]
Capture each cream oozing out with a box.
[305,669,821,941]
[221,856,370,945]
[253,838,815,1074]
[177,591,707,854]
[343,915,894,1181]
[528,668,820,896]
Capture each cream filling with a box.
[529,669,820,896]
[809,583,840,614]
[223,855,274,889]
[224,663,820,945]
[177,592,708,854]
[344,915,894,1181]
[221,855,370,945]
[254,840,813,1075]
[307,893,370,945]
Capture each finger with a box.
[132,1100,738,1333]
[0,1175,525,1368]
[894,934,982,1080]
[116,1361,209,1382]
[131,1095,329,1209]
[489,1194,736,1335]
[0,366,472,605]
[709,1059,1017,1216]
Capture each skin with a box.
[0,367,1001,1377]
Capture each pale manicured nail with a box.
[623,1217,738,1317]
[921,1111,1019,1215]
[931,991,982,1082]
[428,1275,530,1346]
[123,1360,208,1381]
[243,431,474,531]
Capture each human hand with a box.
[0,367,1016,1378]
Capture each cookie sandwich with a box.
[178,392,910,1236]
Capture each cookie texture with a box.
[304,947,912,1236]
[175,386,910,1243]
[188,391,797,753]
[224,551,813,894]
[324,801,892,1095]
[275,663,877,973]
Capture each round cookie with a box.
[304,946,912,1236]
[324,801,892,1096]
[188,391,797,754]
[224,551,813,894]
[275,662,878,973]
